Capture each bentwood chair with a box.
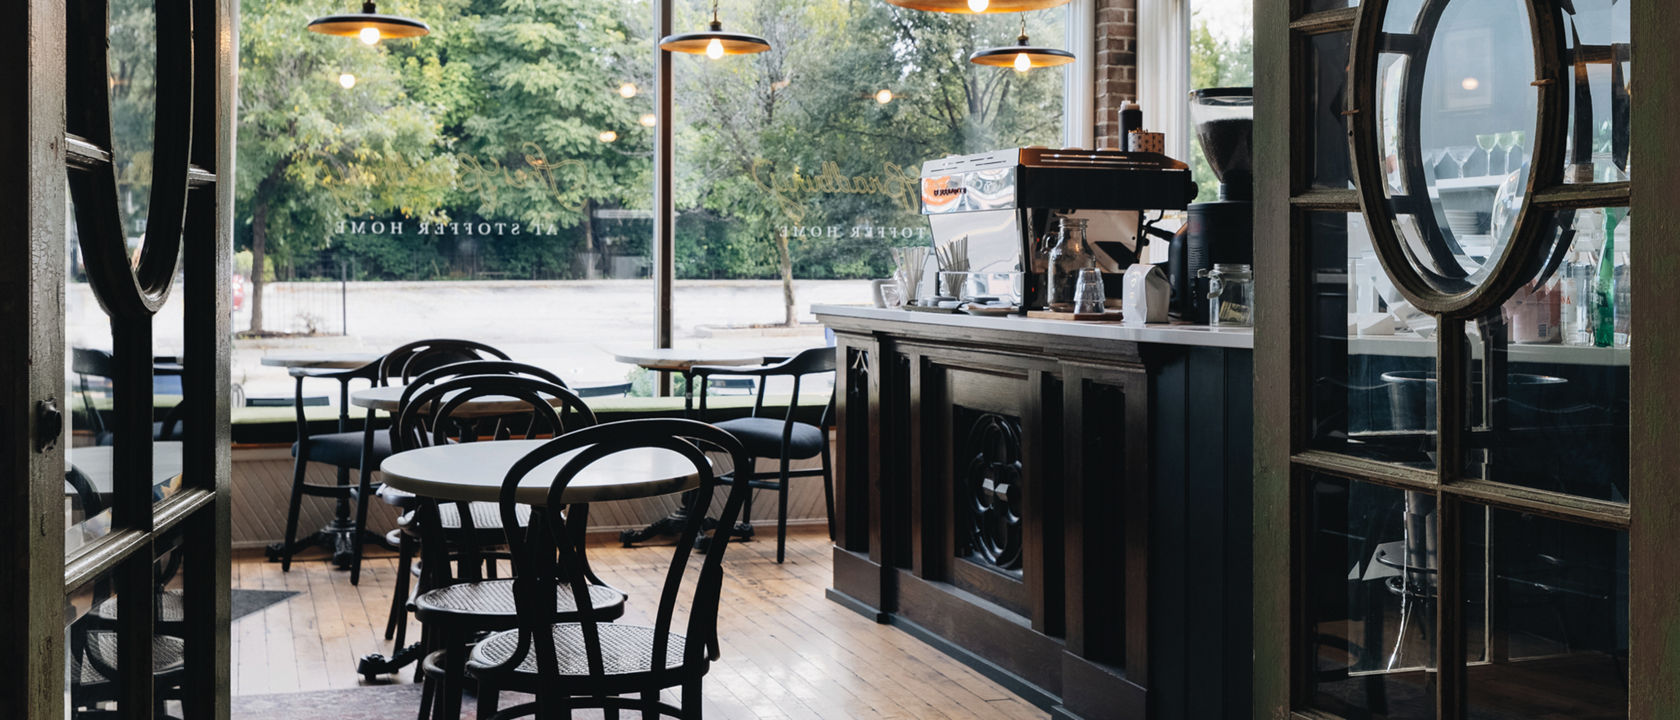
[279,339,509,584]
[690,347,836,563]
[465,419,753,720]
[382,360,573,651]
[391,372,612,720]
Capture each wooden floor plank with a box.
[230,528,1047,719]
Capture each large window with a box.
[234,0,1080,400]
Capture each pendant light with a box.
[307,1,429,44]
[884,0,1069,13]
[658,0,771,59]
[969,16,1073,71]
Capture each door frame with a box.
[1253,0,1680,717]
[0,0,235,718]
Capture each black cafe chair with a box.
[389,371,612,720]
[381,360,574,653]
[278,338,510,584]
[465,418,754,720]
[690,347,836,563]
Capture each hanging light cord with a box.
[711,0,723,29]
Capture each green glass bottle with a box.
[1593,207,1625,348]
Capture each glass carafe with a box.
[1046,217,1093,311]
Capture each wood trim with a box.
[1289,188,1361,212]
[1530,181,1632,210]
[1252,0,1304,715]
[0,2,67,719]
[1290,449,1437,490]
[1288,7,1356,35]
[1629,0,1680,713]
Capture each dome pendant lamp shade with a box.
[970,20,1073,71]
[886,0,1069,13]
[307,1,430,42]
[659,0,770,58]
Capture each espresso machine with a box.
[1170,88,1255,323]
[919,147,1198,312]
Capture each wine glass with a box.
[1497,131,1522,174]
[1445,145,1475,179]
[1475,133,1499,176]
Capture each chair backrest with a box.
[398,360,569,410]
[700,346,837,426]
[393,373,597,583]
[491,419,753,695]
[378,338,511,386]
[391,373,595,454]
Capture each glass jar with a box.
[1046,217,1092,311]
[1202,263,1254,327]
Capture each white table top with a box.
[260,351,382,369]
[68,441,184,495]
[351,385,573,414]
[612,348,764,372]
[378,439,702,505]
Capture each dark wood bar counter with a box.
[815,305,1254,720]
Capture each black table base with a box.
[265,522,389,570]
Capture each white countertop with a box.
[812,305,1255,350]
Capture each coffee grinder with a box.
[1169,88,1254,323]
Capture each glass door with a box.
[1254,0,1674,716]
[2,0,232,718]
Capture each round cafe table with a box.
[378,438,702,506]
[358,438,704,690]
[260,351,382,370]
[612,348,761,411]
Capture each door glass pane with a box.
[1309,32,1352,190]
[1305,474,1435,718]
[156,271,185,504]
[1463,208,1628,502]
[1310,212,1438,469]
[67,191,120,558]
[151,533,190,718]
[1560,0,1631,185]
[109,0,157,242]
[66,572,121,719]
[1463,506,1628,718]
[1375,0,1539,294]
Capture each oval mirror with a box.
[1351,0,1566,317]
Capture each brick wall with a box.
[1094,0,1138,148]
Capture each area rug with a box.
[231,589,298,621]
[232,684,613,720]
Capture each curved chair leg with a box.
[387,532,414,643]
[350,468,375,586]
[682,680,702,719]
[603,698,619,720]
[641,690,660,719]
[476,679,500,719]
[819,438,836,540]
[280,454,308,572]
[776,456,791,564]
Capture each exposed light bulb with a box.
[1461,76,1480,91]
[706,37,725,60]
[619,82,637,98]
[639,113,658,127]
[875,88,893,105]
[599,130,618,143]
[967,0,988,11]
[358,26,381,45]
[1013,52,1031,72]
[338,73,357,89]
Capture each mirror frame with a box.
[1348,0,1568,318]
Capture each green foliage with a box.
[239,0,1068,286]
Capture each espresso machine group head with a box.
[919,147,1198,311]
